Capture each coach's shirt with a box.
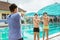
[7,13,22,40]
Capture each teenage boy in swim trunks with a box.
[33,13,41,40]
[42,12,50,40]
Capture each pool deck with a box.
[49,35,60,40]
[49,32,60,40]
[0,23,8,27]
[40,32,60,40]
[23,32,60,40]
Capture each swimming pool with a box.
[0,23,60,40]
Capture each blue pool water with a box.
[0,23,60,40]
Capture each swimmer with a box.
[33,13,41,40]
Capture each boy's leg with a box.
[43,30,45,40]
[34,32,37,40]
[46,29,48,40]
[37,32,40,40]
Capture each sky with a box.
[0,0,60,12]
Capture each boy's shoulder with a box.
[10,13,20,17]
[13,13,20,19]
[7,12,20,18]
[14,13,20,16]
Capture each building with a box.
[0,1,26,19]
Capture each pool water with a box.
[0,23,60,40]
